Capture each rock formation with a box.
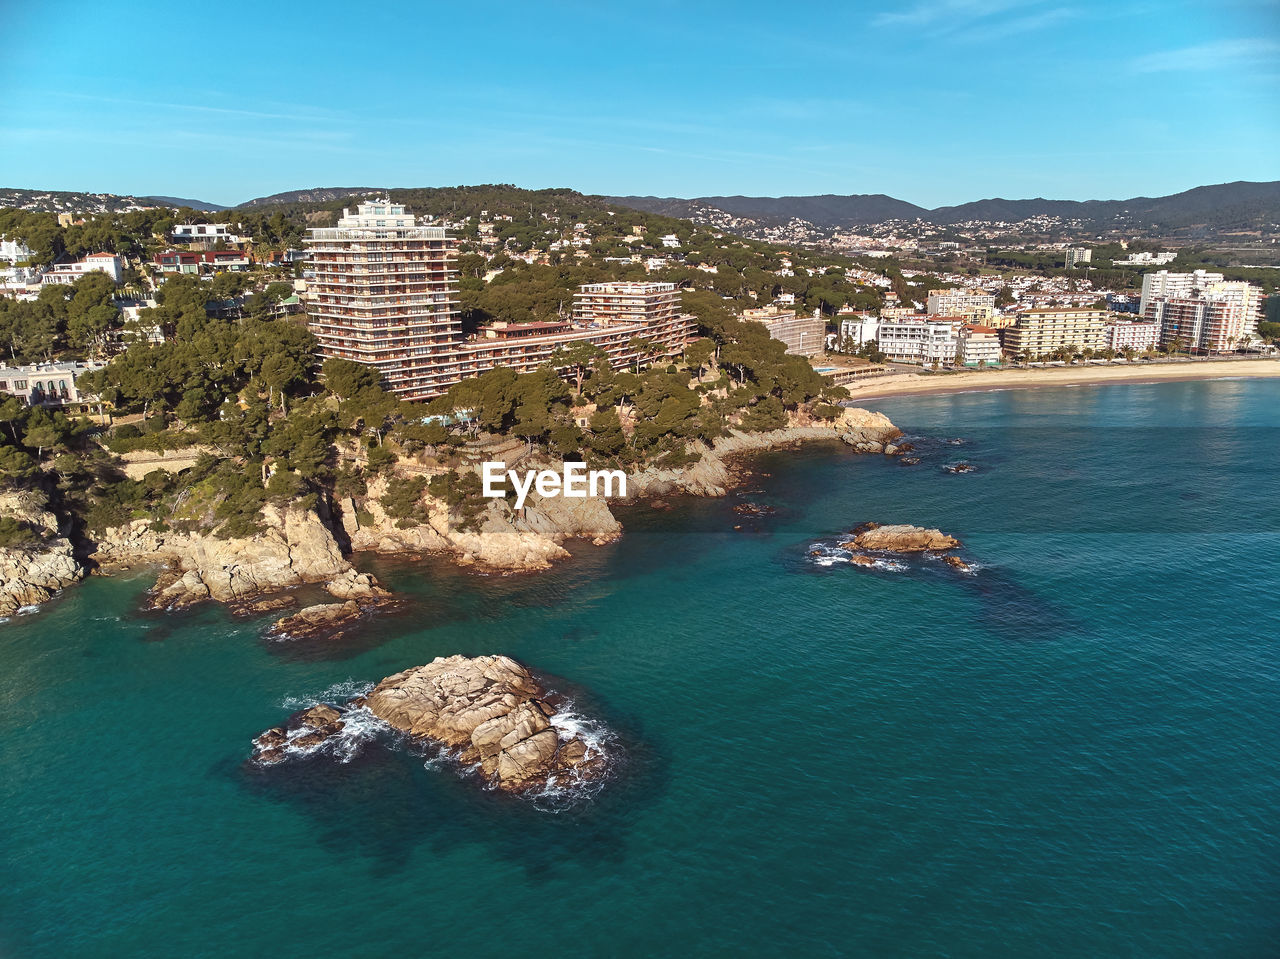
[271,600,365,640]
[94,505,390,611]
[252,655,607,793]
[842,523,961,553]
[0,490,83,616]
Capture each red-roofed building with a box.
[958,323,1002,366]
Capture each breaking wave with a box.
[279,680,375,711]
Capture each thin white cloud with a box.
[873,0,1044,28]
[51,92,343,124]
[1132,37,1280,72]
[951,6,1078,40]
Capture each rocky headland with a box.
[252,654,608,794]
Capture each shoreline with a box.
[839,358,1280,402]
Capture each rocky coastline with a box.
[0,490,84,617]
[4,406,901,621]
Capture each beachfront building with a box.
[877,317,959,365]
[41,253,124,286]
[926,289,995,322]
[956,324,1002,367]
[1144,291,1262,353]
[1000,307,1108,358]
[1140,273,1263,352]
[1104,319,1159,353]
[741,307,826,357]
[0,360,105,407]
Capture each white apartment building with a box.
[40,253,124,286]
[172,223,243,245]
[1104,319,1159,353]
[839,314,879,349]
[1065,248,1092,268]
[1139,269,1223,315]
[878,318,959,365]
[1,239,36,264]
[926,289,995,321]
[1114,251,1176,267]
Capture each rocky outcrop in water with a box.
[0,490,83,616]
[271,601,365,640]
[252,655,607,793]
[842,523,961,553]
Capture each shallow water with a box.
[2,378,1278,957]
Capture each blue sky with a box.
[1,0,1276,207]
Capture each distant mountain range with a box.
[607,181,1280,233]
[2,181,1276,236]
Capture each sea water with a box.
[1,378,1277,957]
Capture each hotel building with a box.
[305,202,693,399]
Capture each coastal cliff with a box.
[0,490,83,616]
[93,504,389,611]
[7,406,901,616]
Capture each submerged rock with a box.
[943,463,976,474]
[251,655,608,794]
[271,600,364,640]
[942,555,972,572]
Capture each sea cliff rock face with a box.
[252,655,606,793]
[95,505,386,611]
[342,465,621,573]
[0,490,83,616]
[844,523,961,553]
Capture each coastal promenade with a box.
[841,357,1280,401]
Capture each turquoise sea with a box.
[2,378,1278,958]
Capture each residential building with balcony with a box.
[877,317,959,365]
[926,289,996,322]
[1000,307,1109,357]
[305,199,465,399]
[1064,247,1092,268]
[956,324,1002,366]
[1104,319,1159,353]
[41,253,123,286]
[305,207,695,400]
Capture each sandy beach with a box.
[841,357,1280,402]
